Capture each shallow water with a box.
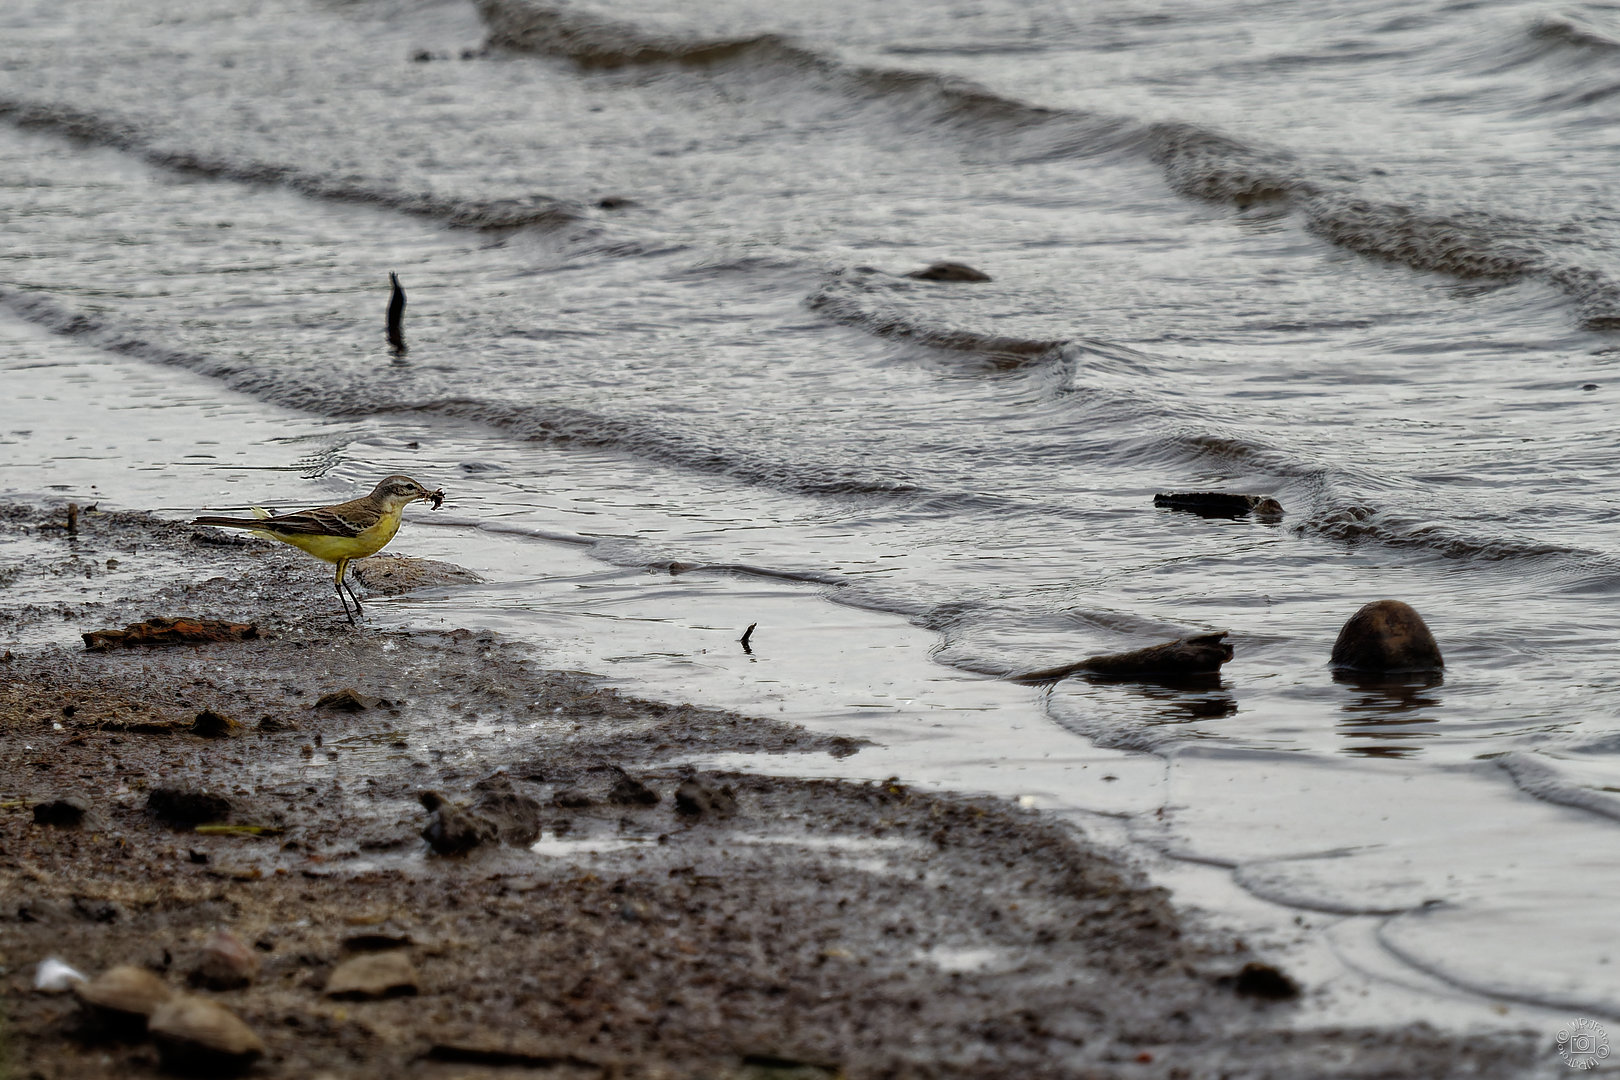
[2,0,1620,1045]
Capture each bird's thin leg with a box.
[344,570,365,621]
[334,559,357,625]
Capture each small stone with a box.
[149,995,266,1074]
[314,688,375,712]
[420,798,497,856]
[76,965,173,1030]
[324,951,420,1000]
[1219,961,1301,1001]
[147,787,232,827]
[33,794,90,827]
[188,929,260,990]
[607,773,659,806]
[191,709,239,738]
[674,780,736,819]
[471,774,541,845]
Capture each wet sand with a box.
[0,502,1538,1078]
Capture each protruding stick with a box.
[387,272,407,354]
[739,622,757,654]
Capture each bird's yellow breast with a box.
[254,505,406,565]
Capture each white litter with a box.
[34,957,87,993]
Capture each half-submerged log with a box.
[1154,492,1283,520]
[1014,631,1233,683]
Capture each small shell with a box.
[75,965,172,1021]
[149,995,266,1074]
[33,957,86,993]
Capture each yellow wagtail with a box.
[193,475,445,623]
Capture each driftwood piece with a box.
[1154,492,1283,519]
[387,272,407,354]
[83,618,258,651]
[1013,631,1233,683]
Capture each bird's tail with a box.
[193,506,274,530]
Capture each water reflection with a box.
[1081,672,1239,725]
[1333,670,1444,759]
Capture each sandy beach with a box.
[0,501,1542,1078]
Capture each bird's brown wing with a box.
[194,500,370,538]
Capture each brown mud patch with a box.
[0,503,1537,1077]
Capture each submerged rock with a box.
[904,261,992,282]
[1015,631,1234,683]
[1330,600,1443,674]
[148,995,265,1075]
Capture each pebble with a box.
[189,929,261,990]
[324,950,421,1000]
[675,780,737,819]
[75,964,173,1029]
[33,794,90,827]
[149,994,266,1075]
[147,786,233,826]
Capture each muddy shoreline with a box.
[0,503,1536,1077]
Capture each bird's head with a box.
[371,475,444,510]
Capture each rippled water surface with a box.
[4,0,1620,1031]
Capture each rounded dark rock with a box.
[1329,600,1443,673]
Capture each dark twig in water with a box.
[739,622,757,654]
[65,503,78,537]
[387,272,407,355]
